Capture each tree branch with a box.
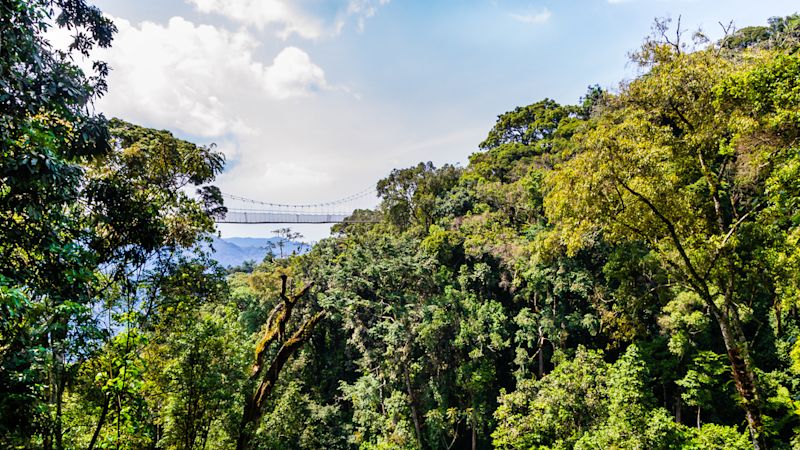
[250,280,314,380]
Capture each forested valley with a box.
[4,1,800,449]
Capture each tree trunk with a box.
[537,331,545,379]
[471,426,476,450]
[48,322,68,450]
[613,145,765,448]
[55,372,65,450]
[696,406,701,430]
[709,302,764,450]
[237,312,324,450]
[403,365,424,449]
[87,394,111,450]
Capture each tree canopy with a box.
[3,3,800,449]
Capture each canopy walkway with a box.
[217,188,378,224]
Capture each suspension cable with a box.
[219,186,377,209]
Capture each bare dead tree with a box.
[236,274,324,450]
[654,15,685,54]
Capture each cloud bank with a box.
[186,0,390,39]
[509,8,552,24]
[94,16,330,138]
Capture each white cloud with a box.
[47,9,480,244]
[262,47,328,99]
[509,8,552,24]
[187,0,323,39]
[186,0,390,39]
[87,16,330,138]
[346,0,391,32]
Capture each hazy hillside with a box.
[208,236,310,267]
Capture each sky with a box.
[76,0,798,242]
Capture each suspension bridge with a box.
[216,187,379,224]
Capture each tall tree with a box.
[237,274,324,450]
[0,1,115,447]
[546,38,800,447]
[0,3,226,445]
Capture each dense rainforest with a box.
[3,1,800,449]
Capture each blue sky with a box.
[84,0,798,241]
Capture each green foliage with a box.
[688,423,752,450]
[257,380,348,449]
[0,2,226,446]
[493,345,691,450]
[340,375,418,449]
[493,347,609,449]
[149,304,248,449]
[479,98,576,152]
[658,291,712,358]
[377,161,461,231]
[1,1,116,445]
[722,14,800,50]
[4,6,800,449]
[546,32,800,446]
[675,351,728,412]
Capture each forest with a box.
[3,0,800,449]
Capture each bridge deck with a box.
[217,210,374,224]
[218,211,347,223]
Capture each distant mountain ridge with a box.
[208,236,310,267]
